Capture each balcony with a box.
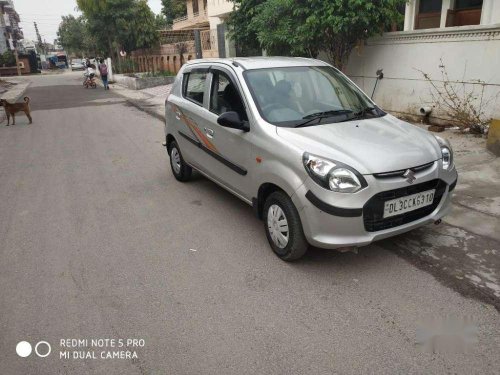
[172,9,209,30]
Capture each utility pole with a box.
[34,22,44,54]
[13,46,21,76]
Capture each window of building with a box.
[447,0,483,26]
[416,0,443,29]
[192,0,199,14]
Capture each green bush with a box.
[0,51,16,67]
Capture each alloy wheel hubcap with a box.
[267,204,289,248]
[171,148,181,174]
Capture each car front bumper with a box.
[292,161,458,249]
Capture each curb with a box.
[124,98,165,122]
[99,81,166,122]
[1,81,31,101]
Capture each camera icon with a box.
[16,341,51,358]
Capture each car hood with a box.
[276,114,441,175]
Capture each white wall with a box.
[344,24,500,122]
[207,0,233,29]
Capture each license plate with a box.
[383,189,435,218]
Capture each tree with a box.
[57,15,91,56]
[226,0,265,56]
[161,0,187,28]
[228,0,406,70]
[0,51,16,67]
[77,0,159,59]
[249,0,319,57]
[155,14,168,30]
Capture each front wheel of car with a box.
[263,191,308,261]
[169,140,192,182]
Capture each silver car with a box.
[164,57,457,261]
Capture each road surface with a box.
[0,71,499,374]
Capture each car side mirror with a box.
[217,111,249,132]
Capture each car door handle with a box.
[175,111,181,120]
[204,127,215,138]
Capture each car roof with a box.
[184,56,331,70]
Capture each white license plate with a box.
[383,189,435,218]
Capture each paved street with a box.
[1,71,499,374]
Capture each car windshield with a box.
[243,66,384,127]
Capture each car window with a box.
[209,70,247,121]
[244,66,378,127]
[184,71,207,105]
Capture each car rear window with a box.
[184,72,207,105]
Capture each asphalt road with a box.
[0,72,499,374]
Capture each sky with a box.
[15,0,163,44]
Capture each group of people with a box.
[84,58,109,90]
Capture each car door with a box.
[169,65,213,174]
[201,66,254,200]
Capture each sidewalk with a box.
[385,126,500,309]
[105,81,171,121]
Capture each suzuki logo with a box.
[403,169,416,184]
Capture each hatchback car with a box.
[164,57,457,261]
[71,59,85,71]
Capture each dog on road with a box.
[1,96,33,126]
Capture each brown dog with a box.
[1,96,32,126]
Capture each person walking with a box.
[98,59,109,90]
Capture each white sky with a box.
[15,0,163,44]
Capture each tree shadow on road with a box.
[26,85,126,111]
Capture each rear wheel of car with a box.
[169,140,192,182]
[263,191,308,261]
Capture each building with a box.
[346,0,500,123]
[0,0,23,55]
[172,0,209,30]
[131,0,237,73]
[19,38,36,53]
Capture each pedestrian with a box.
[98,58,109,90]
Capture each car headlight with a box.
[303,153,367,193]
[435,136,454,170]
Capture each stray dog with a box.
[1,96,32,126]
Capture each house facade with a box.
[0,0,23,55]
[346,0,500,123]
[132,0,225,73]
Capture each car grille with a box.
[373,161,435,179]
[363,179,447,232]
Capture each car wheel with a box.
[263,191,308,261]
[169,140,192,182]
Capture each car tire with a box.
[168,140,192,182]
[263,191,308,261]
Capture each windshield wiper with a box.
[336,107,378,123]
[353,106,377,119]
[295,110,353,128]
